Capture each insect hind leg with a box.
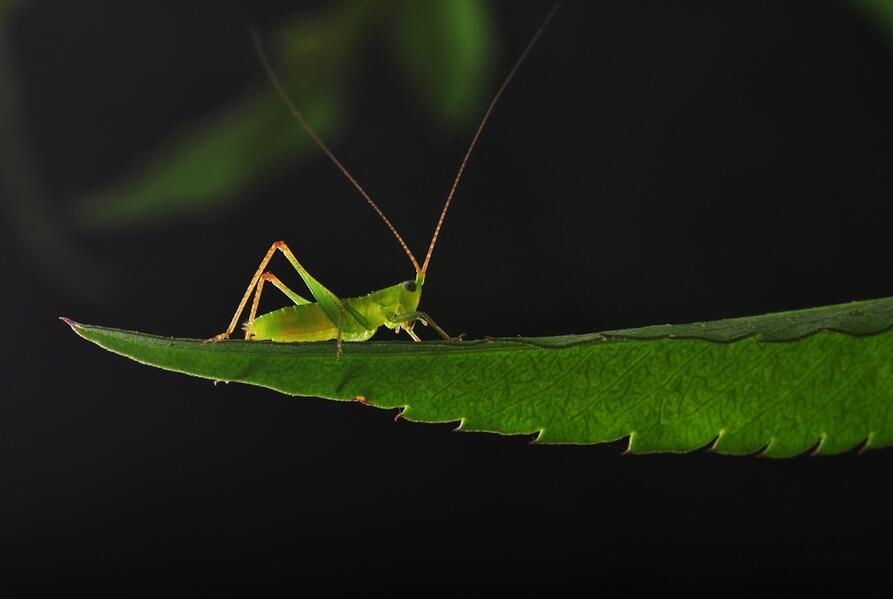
[242,272,312,339]
[209,240,313,342]
[242,271,315,339]
[260,273,312,306]
[208,242,279,342]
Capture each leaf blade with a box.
[63,296,893,457]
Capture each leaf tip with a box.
[59,316,81,331]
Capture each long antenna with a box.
[420,3,560,276]
[250,29,421,273]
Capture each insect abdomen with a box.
[248,304,375,342]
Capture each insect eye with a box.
[403,281,417,292]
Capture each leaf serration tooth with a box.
[809,432,828,456]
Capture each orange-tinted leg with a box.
[208,241,293,342]
[243,272,313,339]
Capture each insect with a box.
[209,5,559,356]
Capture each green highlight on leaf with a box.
[63,296,893,457]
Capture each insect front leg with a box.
[402,321,422,342]
[392,311,456,341]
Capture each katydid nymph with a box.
[210,5,559,356]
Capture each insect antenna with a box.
[250,29,421,273]
[420,3,560,277]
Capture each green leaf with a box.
[388,0,494,128]
[63,296,893,457]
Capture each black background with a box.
[3,0,893,594]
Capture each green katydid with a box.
[210,5,559,355]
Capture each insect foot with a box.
[204,332,231,344]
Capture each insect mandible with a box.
[209,5,559,356]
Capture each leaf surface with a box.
[64,296,893,457]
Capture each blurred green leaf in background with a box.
[389,0,494,128]
[0,0,495,293]
[850,0,893,43]
[71,0,495,231]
